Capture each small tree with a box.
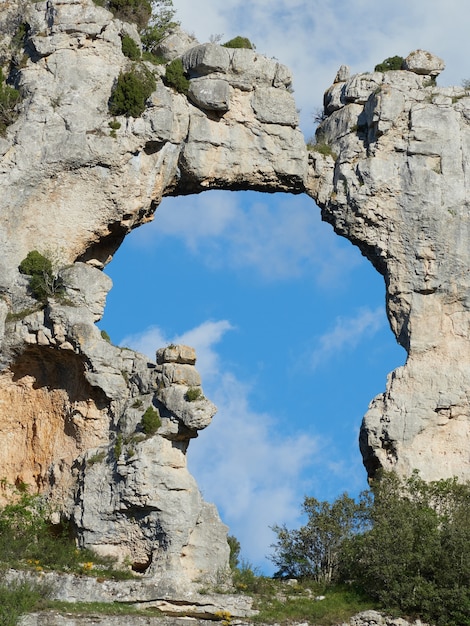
[109,66,156,117]
[141,0,179,53]
[270,493,364,583]
[141,405,161,435]
[19,250,63,302]
[227,535,241,570]
[341,472,470,626]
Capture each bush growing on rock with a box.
[121,34,141,60]
[0,68,20,136]
[109,66,156,117]
[18,250,63,302]
[141,405,161,435]
[374,55,404,72]
[222,36,254,49]
[163,58,189,95]
[185,387,202,402]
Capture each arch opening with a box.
[98,189,405,570]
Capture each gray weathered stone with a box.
[188,77,230,112]
[403,49,445,76]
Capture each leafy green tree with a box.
[270,493,364,583]
[141,0,179,53]
[19,250,63,302]
[341,472,470,626]
[227,535,241,570]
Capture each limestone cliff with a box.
[308,51,470,482]
[0,0,470,592]
[0,0,305,590]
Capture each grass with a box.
[0,580,50,626]
[252,582,376,625]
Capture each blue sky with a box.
[99,0,470,572]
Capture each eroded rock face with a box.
[1,0,470,593]
[307,50,470,481]
[0,0,305,589]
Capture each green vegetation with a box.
[185,386,202,402]
[374,55,404,72]
[94,0,178,50]
[100,329,112,342]
[97,0,152,29]
[163,57,189,95]
[0,68,20,136]
[270,493,363,583]
[308,140,338,161]
[114,433,123,458]
[121,34,141,60]
[222,36,254,49]
[18,250,63,302]
[0,580,49,626]
[109,66,156,117]
[228,534,241,570]
[88,450,107,465]
[141,0,179,54]
[141,405,161,435]
[270,471,470,626]
[11,22,30,50]
[0,488,130,579]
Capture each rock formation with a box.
[309,50,470,482]
[0,0,470,594]
[0,0,305,590]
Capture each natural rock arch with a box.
[1,0,469,590]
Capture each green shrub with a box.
[105,0,152,29]
[18,250,63,302]
[163,58,189,95]
[141,406,161,435]
[0,68,20,136]
[109,66,156,117]
[185,387,202,402]
[11,22,30,49]
[308,141,337,160]
[121,34,141,60]
[0,489,131,580]
[222,36,254,49]
[228,535,240,570]
[0,580,48,626]
[374,55,404,72]
[341,472,470,626]
[141,0,179,53]
[100,329,112,342]
[114,434,123,458]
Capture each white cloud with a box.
[120,318,367,571]
[173,0,470,132]
[311,306,386,369]
[130,191,363,285]
[187,370,320,568]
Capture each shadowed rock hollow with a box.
[0,0,469,592]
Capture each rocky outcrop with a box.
[0,0,305,591]
[1,0,470,597]
[307,50,470,481]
